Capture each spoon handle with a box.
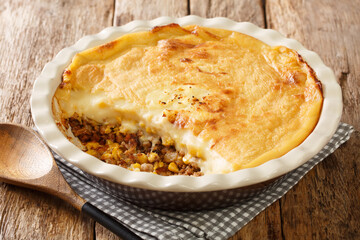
[82,202,142,240]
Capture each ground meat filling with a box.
[66,115,204,176]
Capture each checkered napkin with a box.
[54,123,354,240]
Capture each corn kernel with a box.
[162,136,175,146]
[148,152,160,163]
[182,154,191,164]
[133,163,141,169]
[168,162,179,173]
[86,149,98,156]
[104,126,112,134]
[97,102,107,108]
[101,153,112,160]
[86,142,100,150]
[154,162,159,170]
[158,162,164,168]
[137,153,148,164]
[148,152,159,163]
[112,147,122,161]
[111,142,120,149]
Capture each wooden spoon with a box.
[0,123,142,240]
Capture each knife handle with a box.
[82,202,142,240]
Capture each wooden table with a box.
[0,0,359,239]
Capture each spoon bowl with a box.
[0,123,53,180]
[0,123,141,240]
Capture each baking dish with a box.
[31,16,342,209]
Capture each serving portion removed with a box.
[31,16,341,198]
[52,23,323,176]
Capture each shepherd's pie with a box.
[52,24,323,176]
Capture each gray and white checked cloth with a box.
[54,123,354,240]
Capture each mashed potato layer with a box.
[52,24,323,174]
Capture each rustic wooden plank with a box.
[114,0,188,26]
[228,201,283,240]
[0,0,114,238]
[190,0,265,27]
[266,0,360,239]
[96,224,119,240]
[0,185,93,239]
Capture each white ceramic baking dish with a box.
[31,16,342,209]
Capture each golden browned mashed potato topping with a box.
[52,24,323,175]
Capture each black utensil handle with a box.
[82,202,142,240]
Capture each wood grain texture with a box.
[96,224,120,240]
[190,0,265,26]
[114,0,188,26]
[266,0,360,239]
[0,0,114,239]
[0,185,93,239]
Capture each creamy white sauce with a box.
[61,88,233,174]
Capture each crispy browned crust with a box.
[296,52,323,92]
[152,23,190,33]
